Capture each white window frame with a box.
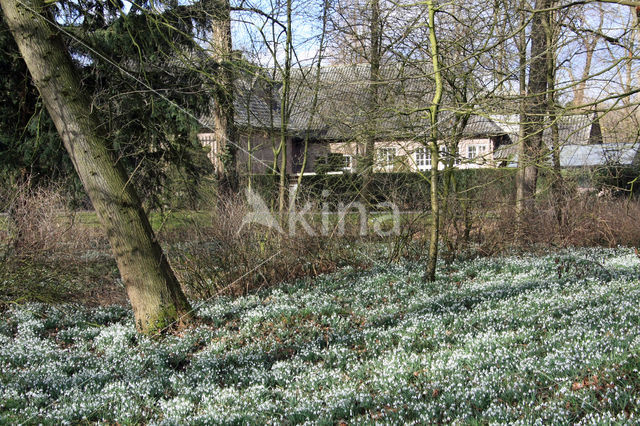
[378,147,396,170]
[343,154,353,171]
[439,144,461,167]
[414,147,431,170]
[467,145,477,159]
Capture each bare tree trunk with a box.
[1,0,192,334]
[515,0,528,223]
[573,36,596,107]
[295,0,330,194]
[211,0,238,197]
[278,0,293,215]
[633,6,640,101]
[359,0,381,203]
[440,113,470,262]
[545,7,564,226]
[516,0,551,214]
[424,0,443,283]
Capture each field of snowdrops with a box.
[1,247,640,424]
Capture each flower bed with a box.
[1,247,640,423]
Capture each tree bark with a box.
[211,0,238,197]
[516,0,551,214]
[516,0,527,218]
[544,7,564,226]
[359,0,381,203]
[295,0,330,194]
[424,0,442,282]
[278,0,293,215]
[1,0,192,334]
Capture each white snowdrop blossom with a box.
[1,247,639,423]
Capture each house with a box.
[198,63,638,176]
[491,113,640,169]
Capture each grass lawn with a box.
[67,210,214,233]
[1,247,640,423]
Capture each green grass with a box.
[1,208,427,240]
[69,210,214,233]
[148,210,213,232]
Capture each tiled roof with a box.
[199,71,285,130]
[201,63,603,149]
[463,115,520,138]
[493,113,603,160]
[287,63,438,140]
[544,114,602,146]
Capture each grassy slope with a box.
[1,247,639,423]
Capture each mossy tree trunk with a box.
[424,0,443,283]
[1,0,192,334]
[295,0,329,195]
[544,8,564,226]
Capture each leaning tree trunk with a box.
[0,0,192,334]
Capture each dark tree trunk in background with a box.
[360,0,381,203]
[516,0,551,214]
[544,8,564,225]
[278,0,293,214]
[1,0,192,334]
[211,0,239,196]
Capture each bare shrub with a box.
[469,195,640,256]
[4,180,76,257]
[548,195,640,247]
[0,179,119,306]
[1,178,109,257]
[168,195,364,299]
[438,173,515,260]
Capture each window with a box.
[316,153,350,173]
[439,144,463,165]
[378,147,396,169]
[439,144,461,166]
[415,147,431,170]
[467,145,477,159]
[343,155,353,171]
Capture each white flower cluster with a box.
[1,247,639,423]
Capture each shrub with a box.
[469,195,640,256]
[0,179,116,306]
[167,195,367,299]
[4,180,77,256]
[250,168,517,211]
[593,164,640,196]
